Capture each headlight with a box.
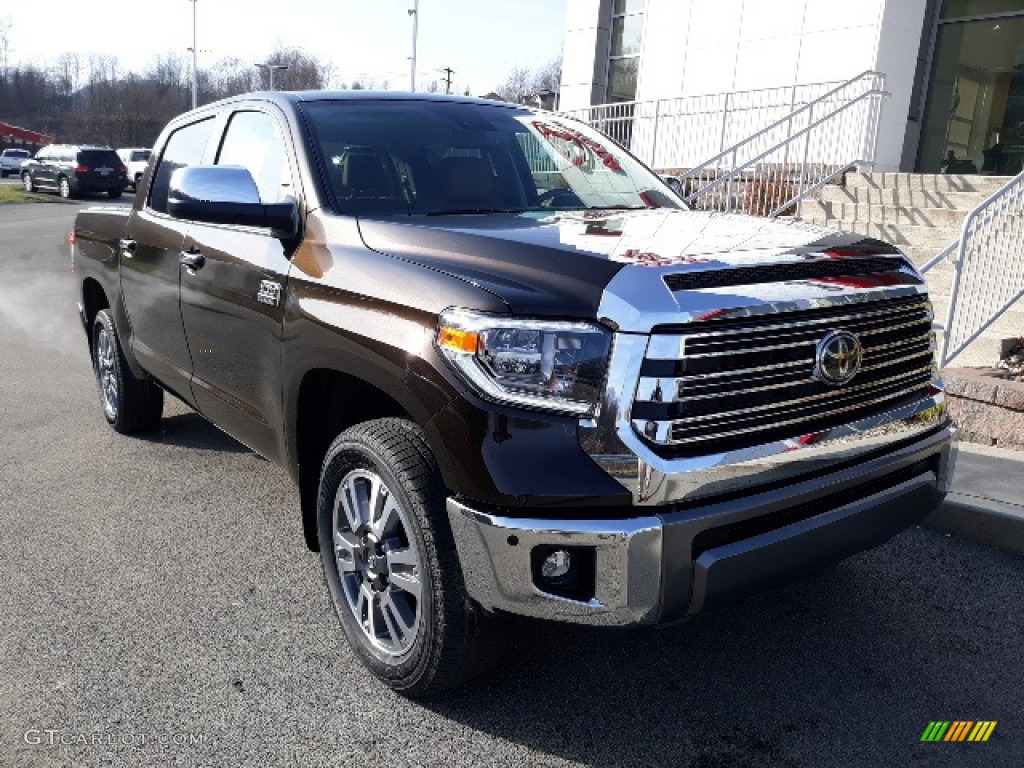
[436,308,612,417]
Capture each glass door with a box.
[918,9,1024,174]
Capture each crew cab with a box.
[73,92,955,696]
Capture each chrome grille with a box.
[631,294,935,456]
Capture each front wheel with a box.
[317,419,507,697]
[108,189,122,199]
[58,177,72,199]
[92,309,163,433]
[22,173,34,193]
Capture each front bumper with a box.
[447,423,954,626]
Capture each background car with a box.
[116,147,152,190]
[0,148,31,177]
[21,145,127,199]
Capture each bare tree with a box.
[493,58,562,104]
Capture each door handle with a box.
[179,249,205,270]
[119,238,136,257]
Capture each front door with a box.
[179,108,299,461]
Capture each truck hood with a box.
[356,208,896,319]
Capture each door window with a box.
[148,118,216,213]
[216,111,293,204]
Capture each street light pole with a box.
[189,0,198,108]
[408,0,419,92]
[256,63,290,90]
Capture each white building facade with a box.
[560,0,1024,174]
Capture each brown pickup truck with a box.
[74,91,955,696]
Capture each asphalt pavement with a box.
[1,201,1022,768]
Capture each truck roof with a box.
[188,90,527,115]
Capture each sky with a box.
[1,0,567,94]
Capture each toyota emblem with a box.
[814,330,863,386]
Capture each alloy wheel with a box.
[59,178,70,199]
[332,469,423,658]
[95,326,119,419]
[22,174,32,192]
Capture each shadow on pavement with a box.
[421,539,1022,767]
[139,411,253,454]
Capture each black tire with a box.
[22,173,34,193]
[0,170,7,178]
[91,309,163,434]
[108,189,123,199]
[317,418,507,697]
[58,176,72,199]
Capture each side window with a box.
[148,118,216,214]
[216,111,292,204]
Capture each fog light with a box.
[541,549,572,581]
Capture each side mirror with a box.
[168,165,298,237]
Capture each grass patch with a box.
[0,185,48,203]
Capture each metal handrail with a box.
[679,71,886,183]
[559,77,855,172]
[561,75,851,122]
[684,93,881,202]
[931,170,1024,366]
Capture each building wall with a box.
[560,0,929,170]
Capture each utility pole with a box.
[408,0,419,92]
[188,0,198,108]
[441,66,454,95]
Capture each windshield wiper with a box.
[426,207,526,216]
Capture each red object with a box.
[0,121,55,146]
[68,232,77,245]
[74,165,90,173]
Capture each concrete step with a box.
[821,185,993,209]
[809,201,968,229]
[845,172,1012,195]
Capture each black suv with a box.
[21,145,127,199]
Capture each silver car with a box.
[0,149,31,178]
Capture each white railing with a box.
[678,72,887,217]
[561,78,850,171]
[920,171,1024,366]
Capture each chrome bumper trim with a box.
[446,499,663,626]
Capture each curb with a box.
[922,441,1024,557]
[925,492,1024,558]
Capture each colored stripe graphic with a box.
[921,721,950,741]
[920,721,996,742]
[945,721,973,741]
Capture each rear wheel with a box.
[58,177,71,199]
[22,173,34,193]
[92,309,163,433]
[108,189,122,199]
[317,418,507,697]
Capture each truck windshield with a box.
[300,100,685,216]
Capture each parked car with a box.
[117,147,153,190]
[22,145,127,199]
[73,92,955,696]
[0,148,32,177]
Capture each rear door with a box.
[178,107,298,461]
[33,148,55,188]
[120,117,217,401]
